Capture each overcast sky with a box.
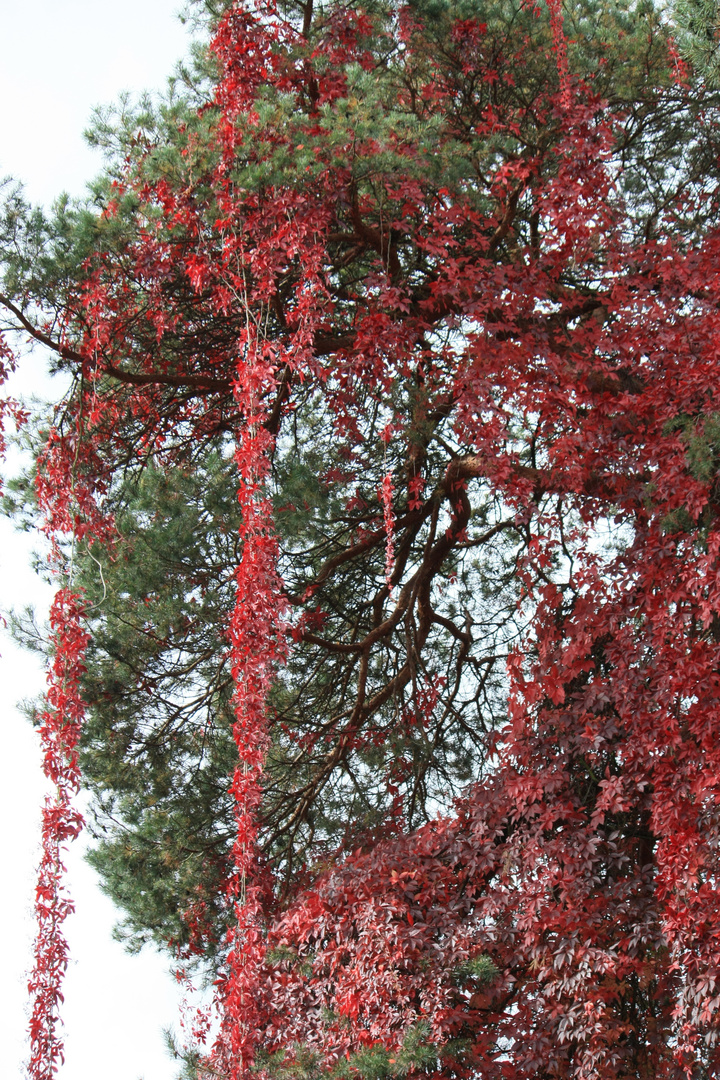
[0,3,207,1077]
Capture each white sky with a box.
[0,3,208,1078]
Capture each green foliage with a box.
[76,451,241,957]
[660,413,720,537]
[266,945,315,977]
[678,412,720,484]
[257,1021,457,1080]
[451,952,500,986]
[164,1027,211,1080]
[255,1045,324,1080]
[331,1021,472,1080]
[673,0,720,84]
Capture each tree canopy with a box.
[4,0,720,1077]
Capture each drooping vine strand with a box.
[211,329,287,1080]
[380,470,395,594]
[541,0,571,107]
[27,412,107,1079]
[27,589,89,1080]
[0,332,77,1080]
[380,428,396,594]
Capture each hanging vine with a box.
[27,588,89,1080]
[211,326,287,1079]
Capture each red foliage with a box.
[25,347,111,1080]
[27,590,89,1080]
[213,335,288,1079]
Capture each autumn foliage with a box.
[4,0,720,1076]
[26,589,89,1080]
